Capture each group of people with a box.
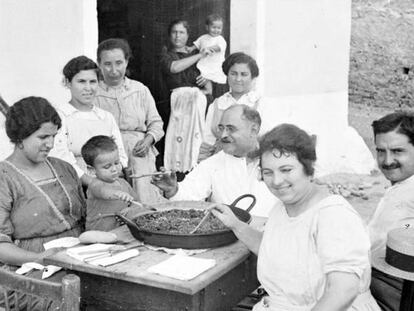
[0,13,411,311]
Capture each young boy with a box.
[192,14,227,96]
[81,135,143,231]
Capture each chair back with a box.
[0,269,80,311]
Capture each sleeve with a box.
[49,111,85,177]
[203,99,218,145]
[171,158,214,201]
[193,35,203,50]
[143,86,164,142]
[217,36,227,53]
[315,202,371,278]
[108,114,129,168]
[160,52,174,75]
[0,168,15,243]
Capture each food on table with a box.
[134,209,227,234]
[79,230,118,244]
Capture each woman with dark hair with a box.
[50,55,128,187]
[212,124,380,311]
[199,52,261,161]
[0,96,85,267]
[95,38,164,203]
[159,19,213,174]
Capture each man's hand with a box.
[151,167,178,198]
[196,75,209,88]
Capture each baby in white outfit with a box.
[192,14,227,94]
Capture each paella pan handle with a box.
[114,214,142,231]
[229,194,256,213]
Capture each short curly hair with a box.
[222,52,259,78]
[97,38,132,63]
[372,111,414,145]
[6,97,61,144]
[81,135,118,167]
[63,55,98,82]
[259,124,317,176]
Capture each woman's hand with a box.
[151,168,178,198]
[133,135,154,157]
[36,247,66,264]
[196,75,209,88]
[210,204,241,230]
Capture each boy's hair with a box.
[206,13,223,26]
[81,135,118,167]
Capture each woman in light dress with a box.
[199,52,261,161]
[50,55,128,187]
[95,38,164,203]
[213,124,380,311]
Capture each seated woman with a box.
[95,38,164,203]
[159,19,212,174]
[212,124,380,311]
[199,52,261,160]
[50,55,128,187]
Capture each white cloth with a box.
[0,114,13,160]
[164,87,206,172]
[204,91,261,145]
[256,195,380,310]
[368,175,414,268]
[49,102,128,177]
[193,34,227,83]
[171,151,277,217]
[147,254,216,280]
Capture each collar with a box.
[218,90,260,108]
[390,174,414,189]
[58,102,107,120]
[98,77,131,92]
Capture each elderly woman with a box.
[50,55,128,187]
[199,52,261,161]
[0,97,85,266]
[212,124,380,311]
[160,19,212,174]
[95,38,164,203]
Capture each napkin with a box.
[87,249,139,267]
[43,237,80,250]
[66,243,139,266]
[148,254,216,280]
[15,262,63,279]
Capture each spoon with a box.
[189,210,212,234]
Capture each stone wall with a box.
[350,0,414,108]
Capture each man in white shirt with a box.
[369,111,414,311]
[152,104,276,217]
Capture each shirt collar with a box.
[59,102,107,120]
[98,77,131,92]
[391,174,414,188]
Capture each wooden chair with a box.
[0,269,80,311]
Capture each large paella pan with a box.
[117,194,256,249]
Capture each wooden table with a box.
[45,220,265,311]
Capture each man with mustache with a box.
[368,111,414,311]
[151,104,276,216]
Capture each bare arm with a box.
[311,272,359,311]
[170,52,204,73]
[0,243,61,266]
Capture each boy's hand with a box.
[113,191,134,203]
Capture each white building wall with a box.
[231,0,351,133]
[0,0,98,107]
